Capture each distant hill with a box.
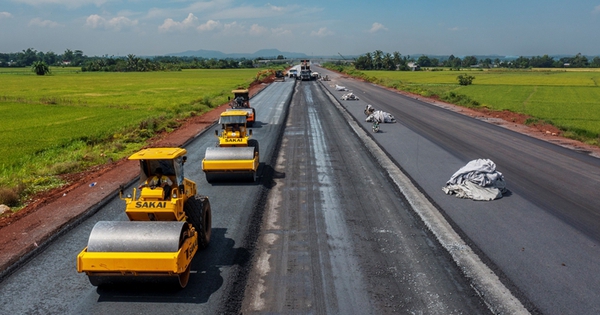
[165,50,597,61]
[167,48,310,59]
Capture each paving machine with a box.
[77,147,212,288]
[202,110,259,183]
[229,89,255,127]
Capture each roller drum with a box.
[86,221,187,253]
[204,147,255,161]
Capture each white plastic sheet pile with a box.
[442,159,507,201]
[365,110,396,123]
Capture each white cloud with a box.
[198,21,290,37]
[0,12,12,19]
[197,19,221,32]
[593,5,600,14]
[448,26,463,31]
[221,21,245,36]
[369,22,388,33]
[267,3,285,12]
[85,14,138,31]
[159,13,198,32]
[209,3,297,20]
[310,27,334,37]
[29,18,61,28]
[271,27,292,36]
[85,14,103,28]
[13,0,111,8]
[106,16,138,30]
[249,24,267,36]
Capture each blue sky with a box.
[1,0,600,57]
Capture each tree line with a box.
[0,48,259,72]
[353,50,600,70]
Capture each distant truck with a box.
[300,59,312,81]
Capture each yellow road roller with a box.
[202,110,259,183]
[77,147,212,288]
[229,89,255,127]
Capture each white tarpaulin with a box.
[442,159,507,201]
[365,110,396,123]
[341,92,359,100]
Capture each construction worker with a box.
[235,96,245,107]
[139,167,173,198]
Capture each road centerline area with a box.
[319,79,529,315]
[242,80,493,314]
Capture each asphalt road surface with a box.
[315,66,600,315]
[0,81,294,315]
[1,68,599,315]
[240,79,491,314]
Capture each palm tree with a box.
[373,50,383,70]
[364,52,373,70]
[31,61,50,75]
[383,53,395,70]
[126,54,139,71]
[392,51,402,70]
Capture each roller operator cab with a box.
[229,89,255,127]
[77,147,212,289]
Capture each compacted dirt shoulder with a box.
[0,82,270,276]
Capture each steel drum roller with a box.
[204,146,256,161]
[86,221,187,253]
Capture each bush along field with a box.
[323,64,600,147]
[0,67,266,211]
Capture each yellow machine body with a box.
[202,111,259,182]
[77,226,197,276]
[77,148,212,288]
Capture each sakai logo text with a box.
[135,201,167,208]
[186,239,198,259]
[225,138,243,143]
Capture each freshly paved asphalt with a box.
[318,66,600,315]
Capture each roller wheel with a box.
[88,275,103,287]
[248,139,259,157]
[205,172,216,183]
[184,195,212,249]
[248,139,259,182]
[177,264,191,288]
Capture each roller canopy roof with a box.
[128,148,187,160]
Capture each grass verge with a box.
[0,68,273,211]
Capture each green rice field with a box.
[363,69,600,140]
[0,67,260,206]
